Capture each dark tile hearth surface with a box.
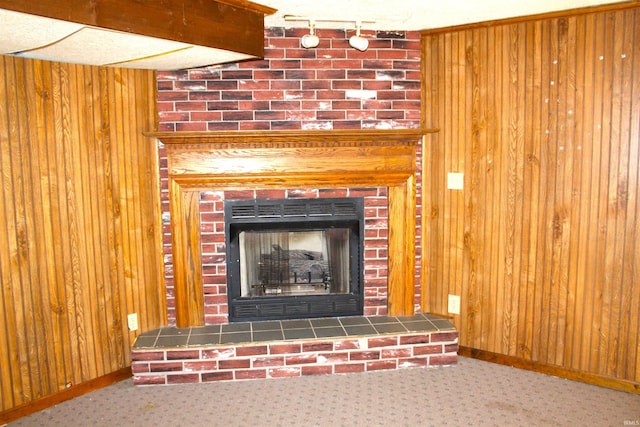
[134,313,455,349]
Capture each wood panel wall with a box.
[0,56,165,413]
[422,5,640,386]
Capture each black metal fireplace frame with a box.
[225,197,365,322]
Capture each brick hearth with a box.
[131,313,458,385]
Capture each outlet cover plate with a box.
[127,313,139,331]
[447,172,464,190]
[448,294,461,315]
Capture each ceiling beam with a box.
[0,0,276,57]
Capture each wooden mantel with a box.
[148,129,434,327]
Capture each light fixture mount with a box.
[301,19,319,49]
[284,16,374,51]
[349,21,369,52]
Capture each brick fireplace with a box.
[132,129,459,386]
[132,29,458,386]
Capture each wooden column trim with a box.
[153,130,435,327]
[169,180,205,327]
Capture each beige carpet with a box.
[8,357,639,427]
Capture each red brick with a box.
[334,363,365,374]
[334,339,361,351]
[167,374,200,384]
[286,354,317,365]
[131,363,150,374]
[183,360,218,371]
[318,188,349,198]
[133,375,166,385]
[431,332,458,343]
[445,343,459,353]
[268,367,301,378]
[219,359,251,370]
[398,357,428,368]
[157,91,188,102]
[270,343,302,354]
[237,345,269,356]
[273,118,301,128]
[429,354,458,366]
[252,356,285,367]
[235,369,267,380]
[167,350,200,360]
[191,111,226,123]
[302,365,333,376]
[131,351,165,361]
[350,350,380,361]
[400,334,431,345]
[368,336,398,348]
[318,352,349,364]
[413,344,442,356]
[202,371,234,382]
[255,189,287,199]
[150,362,183,372]
[302,342,334,352]
[224,190,254,199]
[381,348,412,359]
[207,121,239,131]
[202,348,235,359]
[366,360,397,371]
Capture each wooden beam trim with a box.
[0,0,271,56]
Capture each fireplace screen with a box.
[239,229,350,297]
[225,197,364,321]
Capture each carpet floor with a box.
[8,357,639,427]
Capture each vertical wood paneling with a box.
[0,56,164,412]
[423,6,640,385]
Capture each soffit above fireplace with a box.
[149,129,435,327]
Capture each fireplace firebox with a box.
[225,198,364,322]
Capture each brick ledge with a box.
[131,326,458,385]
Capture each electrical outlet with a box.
[448,294,461,315]
[127,313,139,331]
[447,172,464,190]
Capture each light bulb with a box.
[301,33,320,48]
[349,35,368,51]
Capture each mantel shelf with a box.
[146,129,437,147]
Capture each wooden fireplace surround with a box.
[150,129,431,328]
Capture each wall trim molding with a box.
[459,347,640,395]
[0,368,131,425]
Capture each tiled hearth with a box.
[131,313,458,385]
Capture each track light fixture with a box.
[284,16,374,51]
[349,22,368,51]
[301,20,320,49]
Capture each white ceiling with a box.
[260,0,628,30]
[0,0,631,70]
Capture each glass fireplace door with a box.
[239,229,350,297]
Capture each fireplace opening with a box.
[225,198,364,322]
